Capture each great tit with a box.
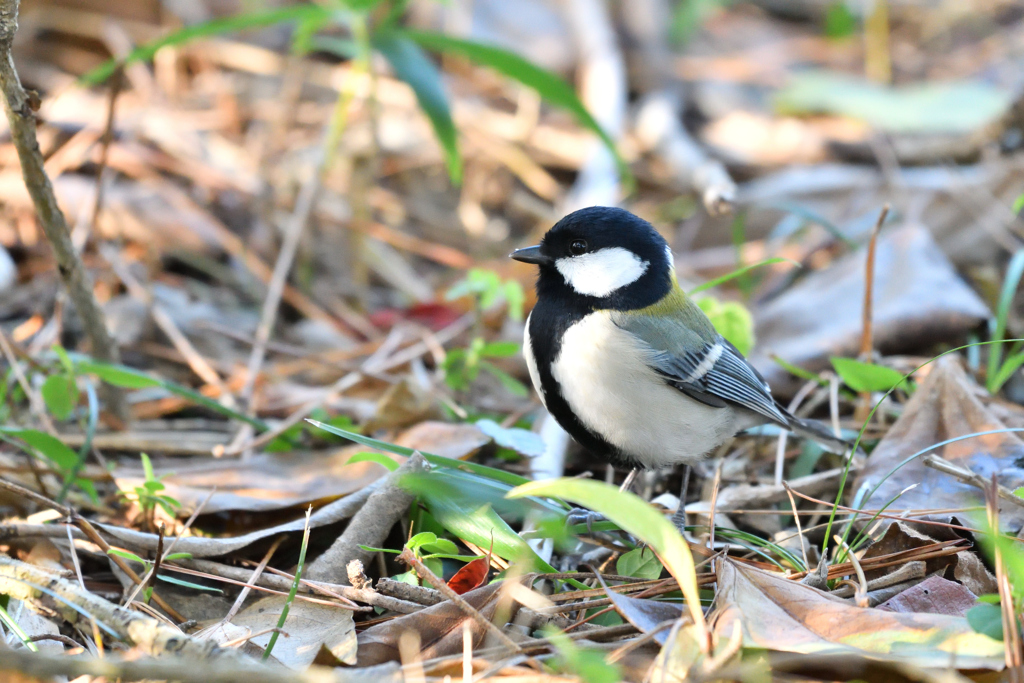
[511,206,848,482]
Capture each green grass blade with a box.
[0,599,37,652]
[988,249,1024,392]
[264,507,312,661]
[306,419,540,489]
[688,257,797,295]
[76,359,268,431]
[402,29,631,188]
[820,338,1024,557]
[373,30,461,184]
[81,5,333,86]
[508,478,705,632]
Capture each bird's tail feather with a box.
[785,414,853,455]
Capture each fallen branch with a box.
[0,477,184,621]
[306,453,426,584]
[398,546,524,654]
[0,645,397,683]
[0,0,125,419]
[922,454,1024,510]
[0,555,228,660]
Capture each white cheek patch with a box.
[555,247,649,297]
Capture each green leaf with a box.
[988,249,1024,393]
[76,359,268,430]
[824,1,858,38]
[475,418,545,458]
[546,627,622,683]
[157,575,225,593]
[402,29,631,188]
[616,547,663,580]
[163,552,193,561]
[967,603,1004,641]
[772,355,828,385]
[306,419,538,488]
[508,478,705,630]
[346,451,400,471]
[420,538,460,556]
[688,257,797,296]
[0,428,79,470]
[696,297,755,356]
[479,341,520,358]
[479,361,529,397]
[140,453,157,482]
[107,548,146,564]
[391,570,419,586]
[1013,193,1024,216]
[504,281,525,321]
[40,374,76,421]
[406,532,438,551]
[830,357,908,393]
[774,71,1013,135]
[373,30,461,184]
[400,470,557,573]
[40,374,78,421]
[81,5,334,85]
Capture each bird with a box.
[510,206,849,527]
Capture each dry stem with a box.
[397,547,524,654]
[0,0,125,420]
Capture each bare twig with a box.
[0,477,184,622]
[856,204,890,422]
[87,66,123,240]
[174,557,414,613]
[397,547,523,654]
[306,453,426,584]
[924,454,1024,510]
[0,1,125,420]
[0,647,392,683]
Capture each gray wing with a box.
[612,310,790,426]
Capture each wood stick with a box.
[0,0,125,420]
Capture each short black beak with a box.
[510,245,551,266]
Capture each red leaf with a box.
[446,557,489,595]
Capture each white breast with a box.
[522,313,545,408]
[550,311,743,468]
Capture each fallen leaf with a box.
[712,557,1003,669]
[114,421,488,514]
[750,225,990,396]
[854,358,1024,534]
[475,418,545,457]
[860,522,997,597]
[876,576,977,617]
[230,596,356,668]
[595,571,682,645]
[774,71,1012,135]
[356,582,508,666]
[447,557,490,595]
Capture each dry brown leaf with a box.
[750,225,990,395]
[854,357,1024,534]
[356,582,507,666]
[228,596,356,668]
[712,557,1003,669]
[876,576,976,617]
[860,522,997,597]
[114,421,490,514]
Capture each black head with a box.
[510,206,673,310]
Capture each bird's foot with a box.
[565,507,606,535]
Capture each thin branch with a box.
[397,547,523,654]
[0,477,184,622]
[0,0,125,420]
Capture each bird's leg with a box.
[670,465,692,533]
[566,468,639,534]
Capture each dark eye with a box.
[570,239,588,255]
